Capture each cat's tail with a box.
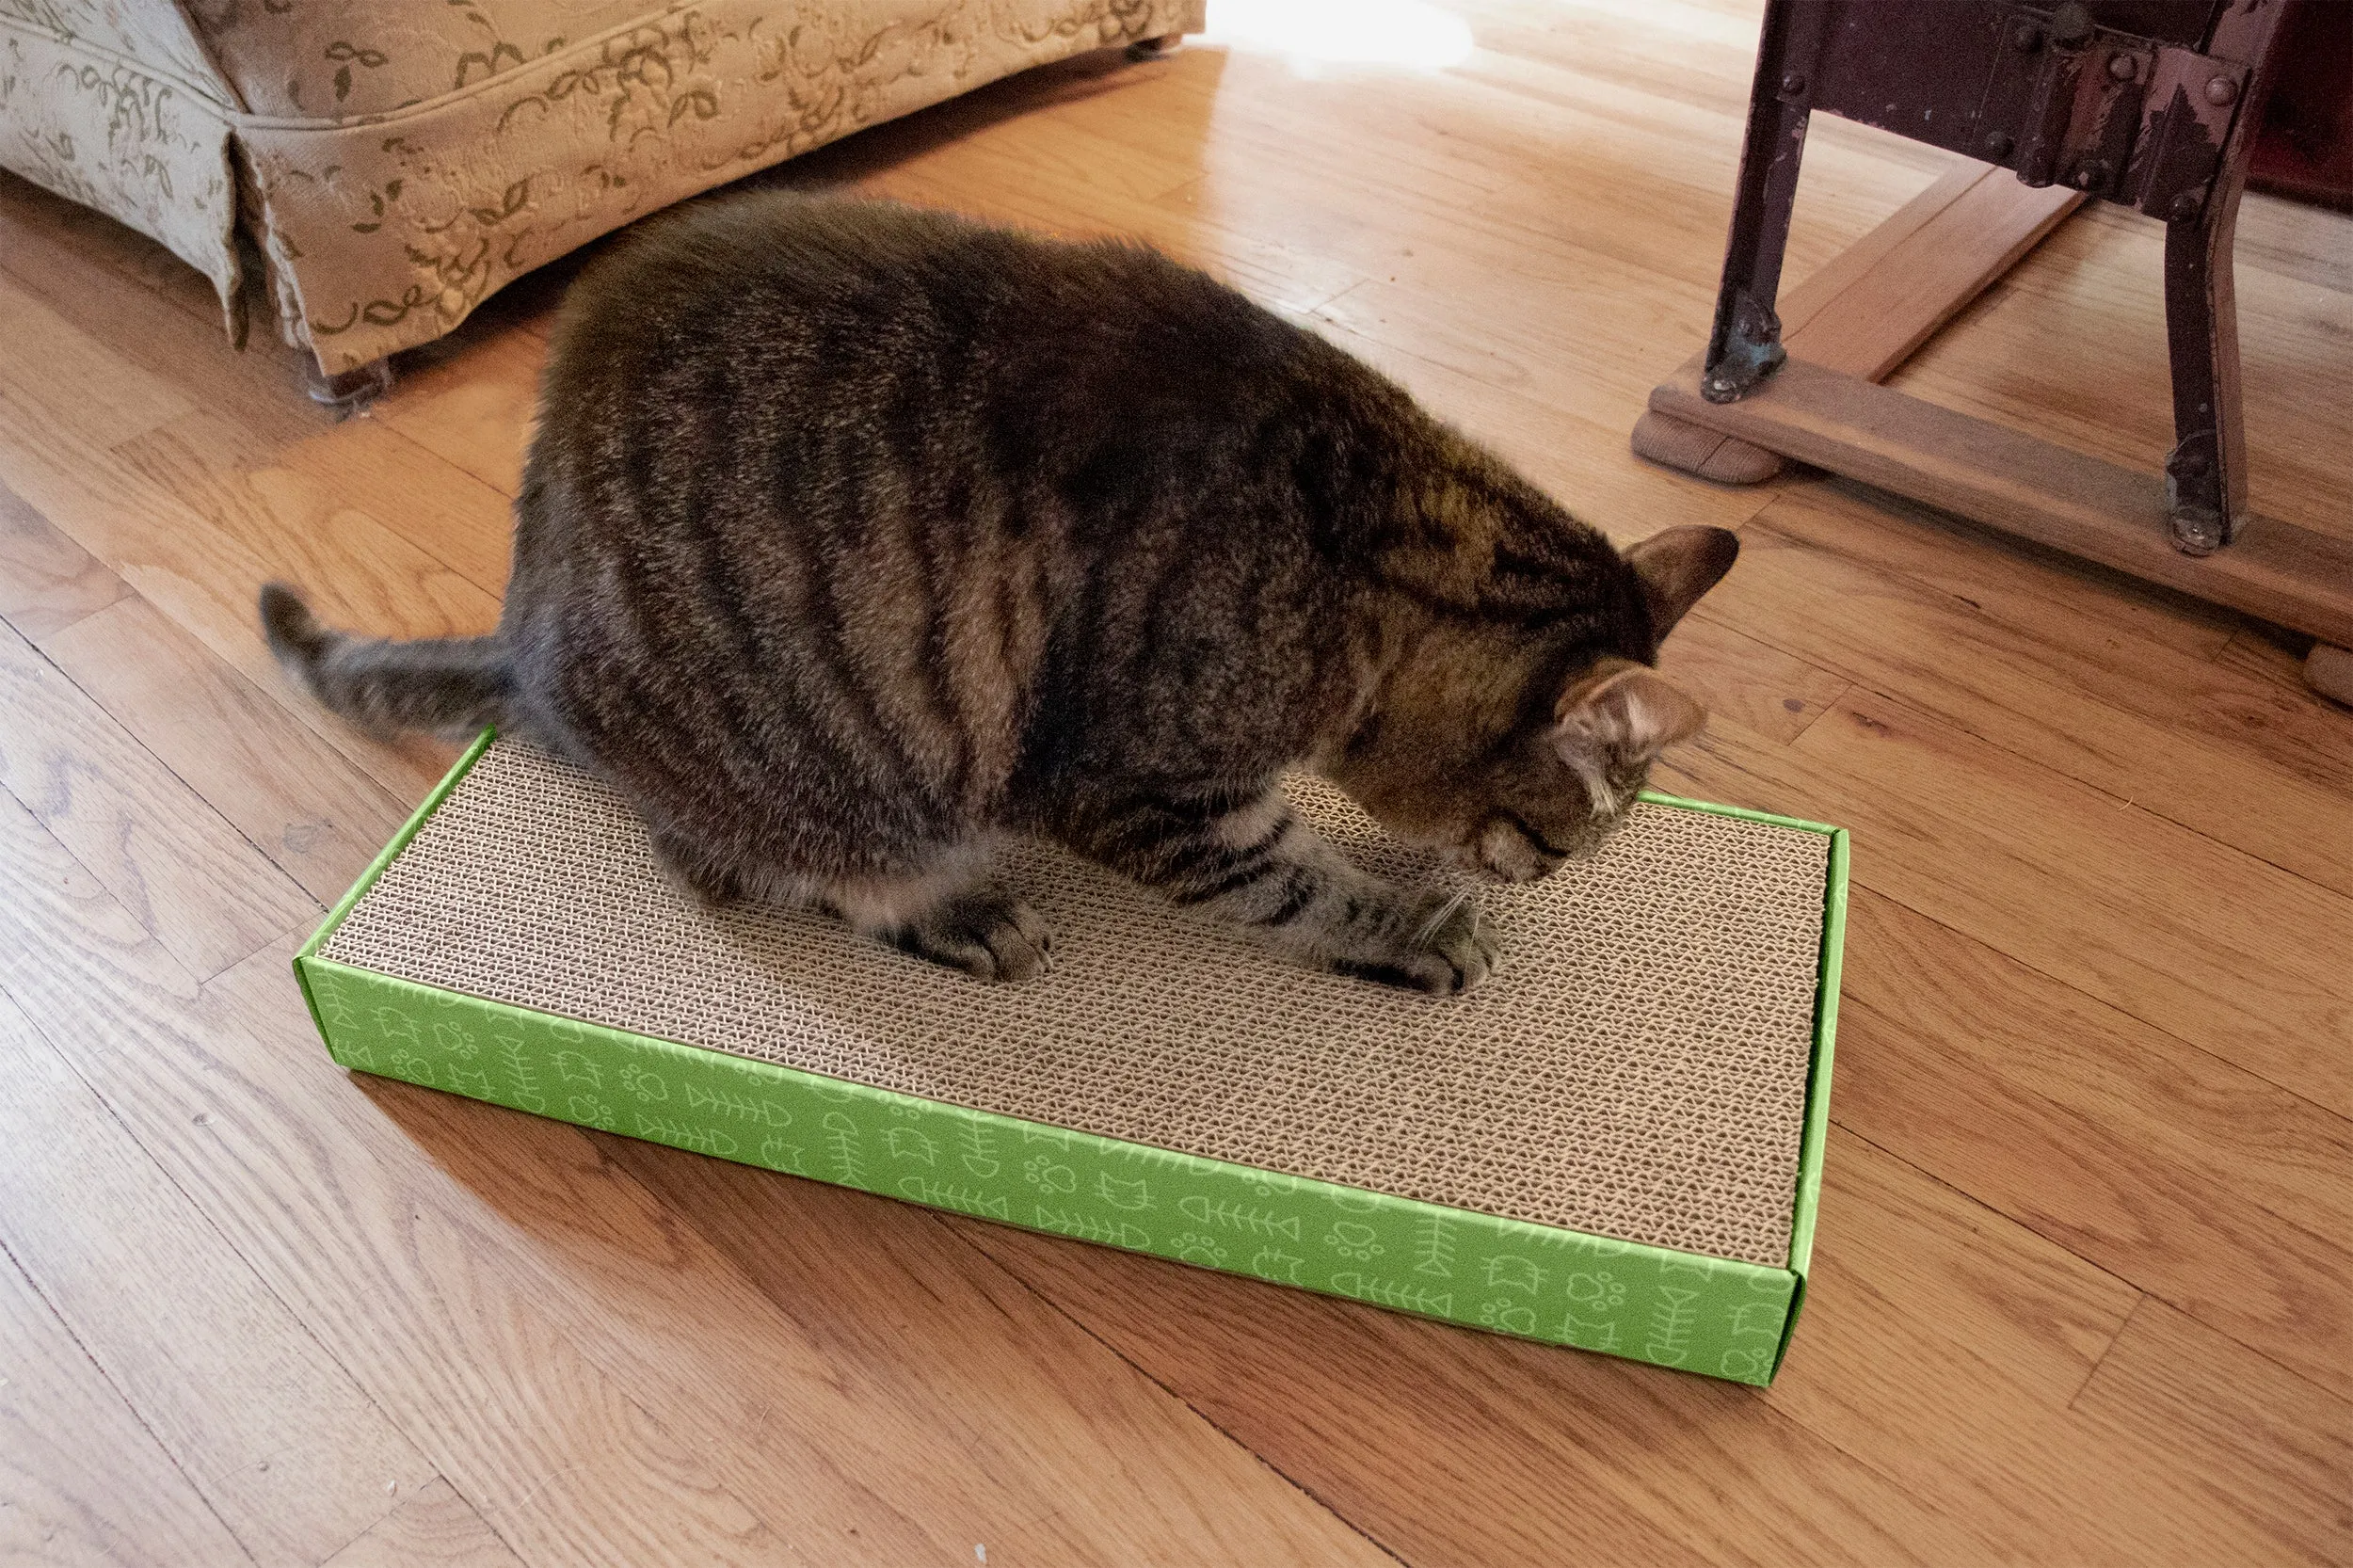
[259,583,512,737]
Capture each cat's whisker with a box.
[1413,888,1472,947]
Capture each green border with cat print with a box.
[296,734,1846,1386]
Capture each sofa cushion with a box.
[0,8,240,321]
[234,0,1202,371]
[190,0,663,120]
[0,0,230,103]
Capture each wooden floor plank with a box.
[1654,612,1852,747]
[0,1,2347,1557]
[1705,488,2353,897]
[0,615,314,978]
[0,795,786,1565]
[368,327,548,501]
[1312,262,1721,440]
[319,1478,526,1568]
[0,391,463,804]
[109,408,503,648]
[1663,695,2353,1117]
[771,58,1370,316]
[1785,1130,2137,1414]
[1734,478,2241,666]
[0,184,328,456]
[873,63,1212,217]
[952,1157,2023,1568]
[1761,1134,2298,1565]
[0,986,439,1566]
[0,269,194,449]
[604,1136,1400,1566]
[0,163,240,338]
[1301,304,1786,541]
[853,154,1369,317]
[0,1242,258,1568]
[1834,888,2353,1400]
[287,417,518,600]
[40,594,413,904]
[169,399,520,603]
[1804,689,2353,1106]
[1130,41,1925,304]
[0,472,130,641]
[2072,1299,2353,1565]
[199,945,1392,1567]
[0,161,511,611]
[957,1121,2284,1564]
[1737,484,2353,795]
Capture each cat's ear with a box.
[1554,661,1707,772]
[1623,525,1740,643]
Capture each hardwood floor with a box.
[3,3,2349,1562]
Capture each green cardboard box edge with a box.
[296,730,1847,1386]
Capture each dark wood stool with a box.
[1635,0,2353,703]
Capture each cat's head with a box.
[1333,524,1737,882]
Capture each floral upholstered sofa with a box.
[0,1,1201,382]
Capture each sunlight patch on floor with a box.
[1200,0,1476,72]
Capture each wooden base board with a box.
[1631,165,2082,485]
[1649,357,2353,650]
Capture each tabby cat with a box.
[262,193,1737,995]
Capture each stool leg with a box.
[2160,185,2248,554]
[2163,0,2293,554]
[1701,0,1825,404]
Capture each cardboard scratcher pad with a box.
[322,740,1829,1268]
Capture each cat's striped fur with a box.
[264,193,1736,993]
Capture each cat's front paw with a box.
[1334,894,1497,997]
[880,888,1053,983]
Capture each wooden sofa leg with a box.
[306,357,393,409]
[1126,33,1184,61]
[2308,643,2353,707]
